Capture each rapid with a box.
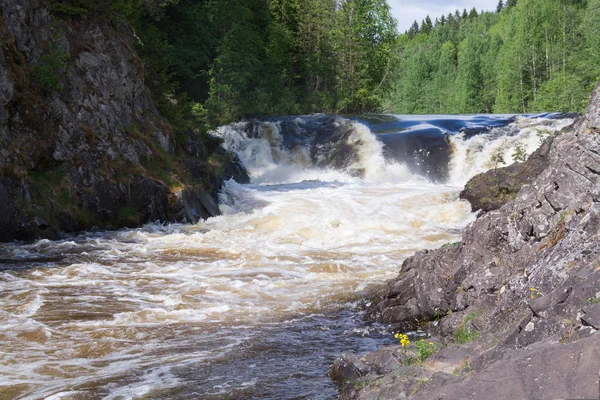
[0,114,574,399]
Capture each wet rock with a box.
[362,347,405,375]
[365,245,461,326]
[170,188,221,224]
[329,353,372,383]
[220,149,250,184]
[0,178,20,242]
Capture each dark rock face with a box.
[333,81,600,399]
[0,1,248,241]
[0,178,25,241]
[377,130,451,182]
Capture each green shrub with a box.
[52,3,88,16]
[33,26,69,93]
[415,339,436,362]
[511,141,527,163]
[454,312,480,344]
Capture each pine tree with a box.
[408,20,420,38]
[421,15,433,34]
[454,10,461,22]
[496,0,504,13]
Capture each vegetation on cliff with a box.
[51,0,399,125]
[0,0,248,241]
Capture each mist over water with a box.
[0,114,573,399]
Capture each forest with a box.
[387,0,600,114]
[51,0,600,129]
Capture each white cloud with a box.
[388,0,500,32]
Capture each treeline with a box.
[51,0,398,128]
[51,0,600,127]
[385,0,600,114]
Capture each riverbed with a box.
[0,114,572,399]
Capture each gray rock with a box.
[414,335,600,400]
[362,347,404,375]
[581,303,600,330]
[329,353,372,383]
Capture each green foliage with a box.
[57,0,598,136]
[387,0,599,114]
[33,26,69,93]
[511,141,527,162]
[491,150,505,169]
[52,3,88,15]
[536,127,553,143]
[415,339,436,362]
[51,0,142,19]
[125,0,398,129]
[588,296,600,305]
[454,312,480,344]
[441,241,460,248]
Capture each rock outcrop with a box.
[459,133,560,212]
[0,0,247,241]
[331,81,600,399]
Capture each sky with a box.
[388,0,500,32]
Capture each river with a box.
[0,113,573,399]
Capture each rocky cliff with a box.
[330,82,600,399]
[0,0,247,242]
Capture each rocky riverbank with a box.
[0,0,247,242]
[330,82,600,399]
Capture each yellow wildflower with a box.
[398,333,410,347]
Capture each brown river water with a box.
[0,115,572,399]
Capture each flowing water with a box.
[0,114,574,399]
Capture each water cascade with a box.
[0,113,574,399]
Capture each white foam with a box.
[447,116,573,187]
[0,114,574,398]
[213,119,420,186]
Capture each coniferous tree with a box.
[82,0,600,125]
[454,10,462,22]
[408,20,420,38]
[496,0,504,12]
[421,16,433,34]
